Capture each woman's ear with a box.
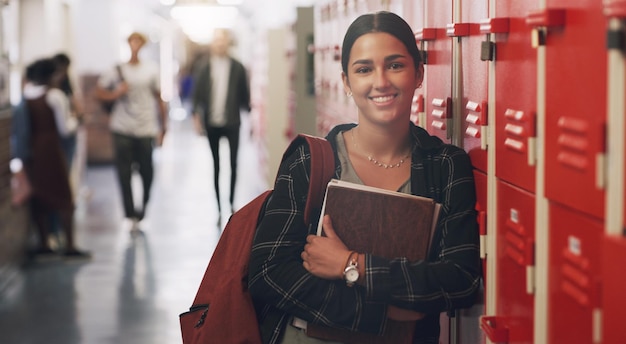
[342,72,351,95]
[415,64,424,89]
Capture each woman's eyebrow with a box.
[351,54,407,66]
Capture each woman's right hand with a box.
[387,306,425,321]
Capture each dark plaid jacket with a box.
[248,122,481,344]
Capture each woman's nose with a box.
[373,69,390,89]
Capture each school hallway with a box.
[0,112,267,344]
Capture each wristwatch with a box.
[343,252,359,287]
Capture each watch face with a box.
[345,267,359,282]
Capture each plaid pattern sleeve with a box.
[248,142,388,344]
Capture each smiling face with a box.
[342,32,423,127]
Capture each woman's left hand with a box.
[302,215,352,280]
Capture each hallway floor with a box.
[0,113,267,344]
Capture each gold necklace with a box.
[350,129,410,169]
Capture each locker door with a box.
[481,181,536,344]
[548,203,602,344]
[494,1,538,193]
[460,0,489,173]
[424,0,453,143]
[541,0,607,219]
[457,170,487,344]
[601,235,626,344]
[496,180,535,344]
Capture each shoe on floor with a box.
[63,249,92,261]
[33,247,56,255]
[31,247,61,262]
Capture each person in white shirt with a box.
[96,32,167,229]
[191,29,251,222]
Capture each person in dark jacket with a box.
[248,11,481,344]
[191,28,251,220]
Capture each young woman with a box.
[248,11,481,344]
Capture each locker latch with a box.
[606,28,625,51]
[480,41,495,61]
[415,28,436,65]
[479,18,510,61]
[526,9,566,48]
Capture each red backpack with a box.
[179,134,335,344]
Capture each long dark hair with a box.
[341,11,422,74]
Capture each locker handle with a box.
[446,23,470,37]
[526,9,566,28]
[480,316,509,343]
[557,116,589,133]
[561,247,590,270]
[466,100,482,112]
[415,28,437,41]
[466,113,481,125]
[604,1,626,18]
[504,138,525,153]
[432,97,447,108]
[432,120,446,130]
[467,100,488,125]
[432,97,451,118]
[504,108,527,121]
[504,123,525,136]
[432,109,446,119]
[465,126,480,139]
[479,17,510,34]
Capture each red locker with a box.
[458,170,487,344]
[423,0,453,143]
[493,180,536,344]
[601,235,626,344]
[540,0,607,219]
[548,202,603,344]
[494,2,538,193]
[460,0,489,173]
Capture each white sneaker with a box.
[122,217,139,231]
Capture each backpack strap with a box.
[302,134,335,225]
[281,134,335,225]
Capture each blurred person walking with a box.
[191,29,250,219]
[96,32,168,229]
[52,52,84,169]
[22,57,90,259]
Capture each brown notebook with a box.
[306,179,440,344]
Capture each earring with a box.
[346,91,352,97]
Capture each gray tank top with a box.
[335,131,411,193]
